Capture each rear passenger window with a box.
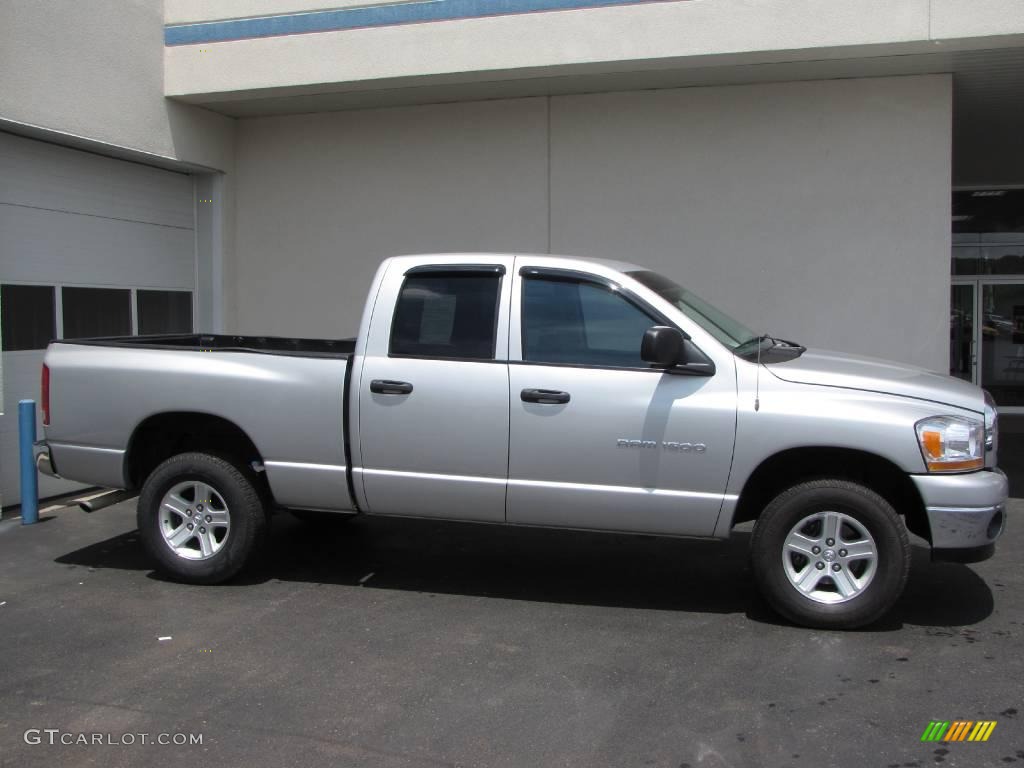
[390,272,501,360]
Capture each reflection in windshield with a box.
[627,270,757,350]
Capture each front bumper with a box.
[911,468,1007,562]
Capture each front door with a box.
[356,259,512,522]
[505,267,737,536]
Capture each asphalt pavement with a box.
[0,500,1021,767]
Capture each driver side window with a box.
[522,277,657,368]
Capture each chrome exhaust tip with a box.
[79,489,138,513]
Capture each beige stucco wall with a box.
[164,0,1023,112]
[0,0,238,334]
[231,98,549,339]
[165,0,403,24]
[1,0,233,171]
[549,76,953,370]
[231,74,952,370]
[165,0,933,101]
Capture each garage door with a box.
[0,132,196,506]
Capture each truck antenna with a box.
[754,335,762,412]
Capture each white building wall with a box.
[232,74,951,370]
[551,75,953,370]
[165,0,933,101]
[0,0,238,337]
[165,0,400,24]
[1,0,233,170]
[163,0,1024,111]
[232,98,549,338]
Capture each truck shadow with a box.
[55,513,993,630]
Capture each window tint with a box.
[1,284,56,351]
[390,273,500,359]
[628,269,755,349]
[62,287,132,338]
[137,290,193,334]
[522,278,656,367]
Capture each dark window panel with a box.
[137,290,193,335]
[952,189,1024,236]
[1,284,56,351]
[390,274,500,360]
[62,287,131,339]
[952,245,1024,276]
[522,278,655,368]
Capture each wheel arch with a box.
[732,446,930,543]
[123,411,267,492]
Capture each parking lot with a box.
[0,500,1021,768]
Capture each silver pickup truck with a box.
[35,253,1006,628]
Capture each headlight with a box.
[983,389,998,452]
[915,416,984,472]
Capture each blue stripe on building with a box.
[165,0,673,45]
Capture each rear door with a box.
[355,257,513,522]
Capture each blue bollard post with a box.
[19,400,39,525]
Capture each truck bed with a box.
[43,338,355,512]
[56,334,356,358]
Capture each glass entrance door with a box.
[950,283,975,382]
[951,188,1024,411]
[980,281,1024,407]
[951,279,1024,409]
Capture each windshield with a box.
[627,270,757,350]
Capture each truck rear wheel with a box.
[750,479,910,629]
[137,452,268,584]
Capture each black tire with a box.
[289,509,357,527]
[137,452,269,584]
[751,479,910,629]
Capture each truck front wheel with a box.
[137,452,269,584]
[750,479,910,629]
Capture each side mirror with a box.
[641,326,684,367]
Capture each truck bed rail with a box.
[52,334,355,359]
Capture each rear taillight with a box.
[41,363,50,426]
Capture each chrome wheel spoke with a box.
[821,511,842,543]
[193,483,214,508]
[784,531,819,557]
[794,564,824,593]
[167,524,195,549]
[831,567,859,599]
[197,529,214,558]
[206,509,230,526]
[163,493,190,517]
[842,539,874,560]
